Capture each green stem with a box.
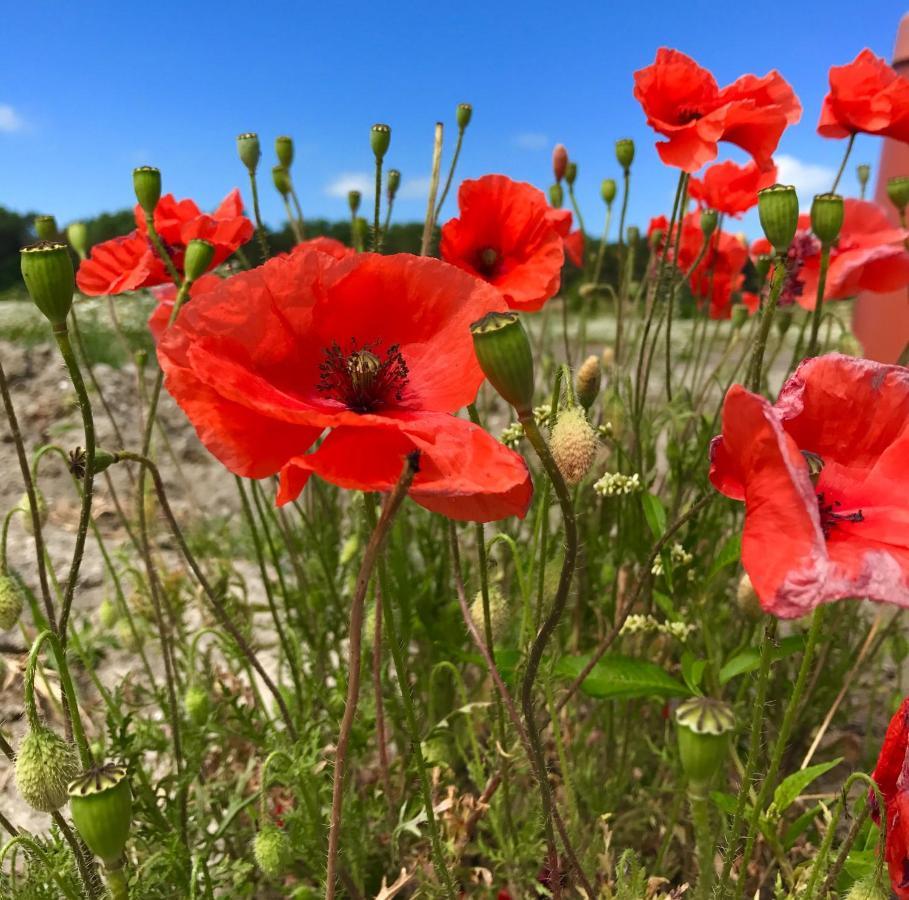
[830,133,856,194]
[143,213,183,287]
[806,244,832,358]
[104,862,129,900]
[372,155,383,253]
[248,171,270,262]
[289,183,306,238]
[664,174,690,403]
[434,126,466,220]
[283,196,303,243]
[690,788,715,900]
[420,123,444,257]
[747,256,786,392]
[615,168,632,365]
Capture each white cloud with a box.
[775,154,836,199]
[397,175,432,200]
[512,132,549,151]
[324,172,374,199]
[0,104,25,133]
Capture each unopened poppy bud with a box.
[601,178,617,205]
[837,332,862,356]
[736,572,762,619]
[17,488,48,535]
[887,176,909,215]
[576,355,602,411]
[856,163,871,192]
[470,311,535,417]
[811,193,844,245]
[755,254,773,282]
[845,875,889,900]
[184,685,210,725]
[565,161,578,187]
[456,103,473,130]
[551,407,598,485]
[549,183,564,208]
[236,132,261,173]
[775,308,793,337]
[386,169,401,200]
[34,215,58,241]
[0,571,24,630]
[20,241,74,327]
[67,222,89,260]
[132,166,161,216]
[370,123,391,160]
[98,598,119,629]
[254,825,292,878]
[615,138,635,172]
[552,144,568,183]
[675,697,735,790]
[700,209,718,238]
[758,184,799,254]
[272,165,291,198]
[626,225,640,244]
[348,190,361,215]
[68,763,132,866]
[15,725,79,812]
[275,135,294,169]
[183,239,215,283]
[731,305,749,330]
[469,587,510,643]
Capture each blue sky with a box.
[1,1,906,237]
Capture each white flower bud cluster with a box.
[594,471,642,497]
[500,421,524,448]
[620,613,694,641]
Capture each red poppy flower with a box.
[872,697,909,898]
[633,48,801,173]
[710,354,909,618]
[687,160,778,218]
[819,49,909,143]
[647,212,748,318]
[298,235,354,260]
[546,207,585,268]
[148,274,223,342]
[750,200,909,310]
[440,175,565,312]
[158,246,532,522]
[77,190,254,295]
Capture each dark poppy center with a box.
[677,105,704,124]
[476,246,500,277]
[817,491,864,538]
[317,340,409,413]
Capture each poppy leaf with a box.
[770,758,843,817]
[719,635,806,685]
[641,493,666,539]
[554,653,690,700]
[707,533,741,582]
[710,791,739,816]
[783,802,825,850]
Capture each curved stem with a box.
[830,133,856,194]
[434,126,465,220]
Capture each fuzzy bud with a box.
[575,355,602,411]
[272,165,291,198]
[348,190,362,215]
[456,103,473,130]
[254,825,292,878]
[470,311,535,417]
[856,163,871,189]
[66,222,89,260]
[675,697,735,791]
[236,133,261,173]
[615,138,635,171]
[888,176,909,215]
[565,161,578,187]
[184,685,210,725]
[18,488,48,535]
[601,346,615,370]
[736,572,763,620]
[549,183,564,208]
[20,241,75,327]
[758,184,799,254]
[132,167,161,216]
[98,599,119,629]
[370,123,391,160]
[15,726,79,812]
[810,193,844,246]
[275,135,294,169]
[34,215,58,241]
[551,407,598,486]
[845,875,889,900]
[700,209,718,238]
[387,169,401,200]
[0,571,24,630]
[183,239,215,284]
[552,144,568,183]
[68,763,132,865]
[469,587,510,644]
[601,178,617,205]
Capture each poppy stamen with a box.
[817,492,864,538]
[476,247,500,276]
[677,105,704,124]
[318,339,409,413]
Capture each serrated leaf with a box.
[719,634,806,685]
[707,533,742,582]
[641,493,667,539]
[554,653,690,700]
[771,758,843,816]
[783,802,825,850]
[710,791,738,815]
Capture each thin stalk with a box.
[248,171,270,262]
[806,244,832,357]
[830,133,856,194]
[592,203,613,286]
[372,154,383,253]
[289,182,306,237]
[615,168,632,364]
[420,123,444,257]
[747,256,786,392]
[283,196,303,243]
[434,125,466,220]
[664,175,690,403]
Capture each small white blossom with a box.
[619,614,695,641]
[594,471,642,497]
[500,422,523,448]
[533,403,552,426]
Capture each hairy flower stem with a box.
[53,326,96,643]
[746,256,786,392]
[690,788,715,900]
[365,483,457,900]
[434,125,466,220]
[289,183,306,237]
[420,122,444,257]
[372,155,383,253]
[664,174,689,403]
[615,167,632,365]
[592,204,613,287]
[143,213,183,287]
[735,607,826,898]
[325,456,419,900]
[248,171,270,262]
[518,412,579,894]
[283,196,303,243]
[103,864,128,900]
[806,244,832,358]
[830,132,856,194]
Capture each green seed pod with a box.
[615,138,635,172]
[469,587,510,644]
[0,570,24,630]
[575,354,602,411]
[348,190,361,215]
[68,446,119,480]
[66,222,89,260]
[552,144,568,183]
[18,488,48,535]
[236,133,261,173]
[811,193,844,246]
[184,685,210,725]
[275,135,294,169]
[253,825,292,878]
[132,167,161,216]
[888,176,909,215]
[183,239,215,283]
[675,697,735,790]
[386,169,401,200]
[68,764,132,866]
[565,161,578,187]
[600,178,617,205]
[470,311,536,417]
[758,184,799,254]
[20,241,75,327]
[272,165,291,198]
[456,103,473,130]
[700,208,718,238]
[856,163,871,192]
[731,305,749,331]
[370,123,391,160]
[15,726,79,812]
[98,598,119,630]
[551,407,598,485]
[548,183,564,208]
[34,215,58,241]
